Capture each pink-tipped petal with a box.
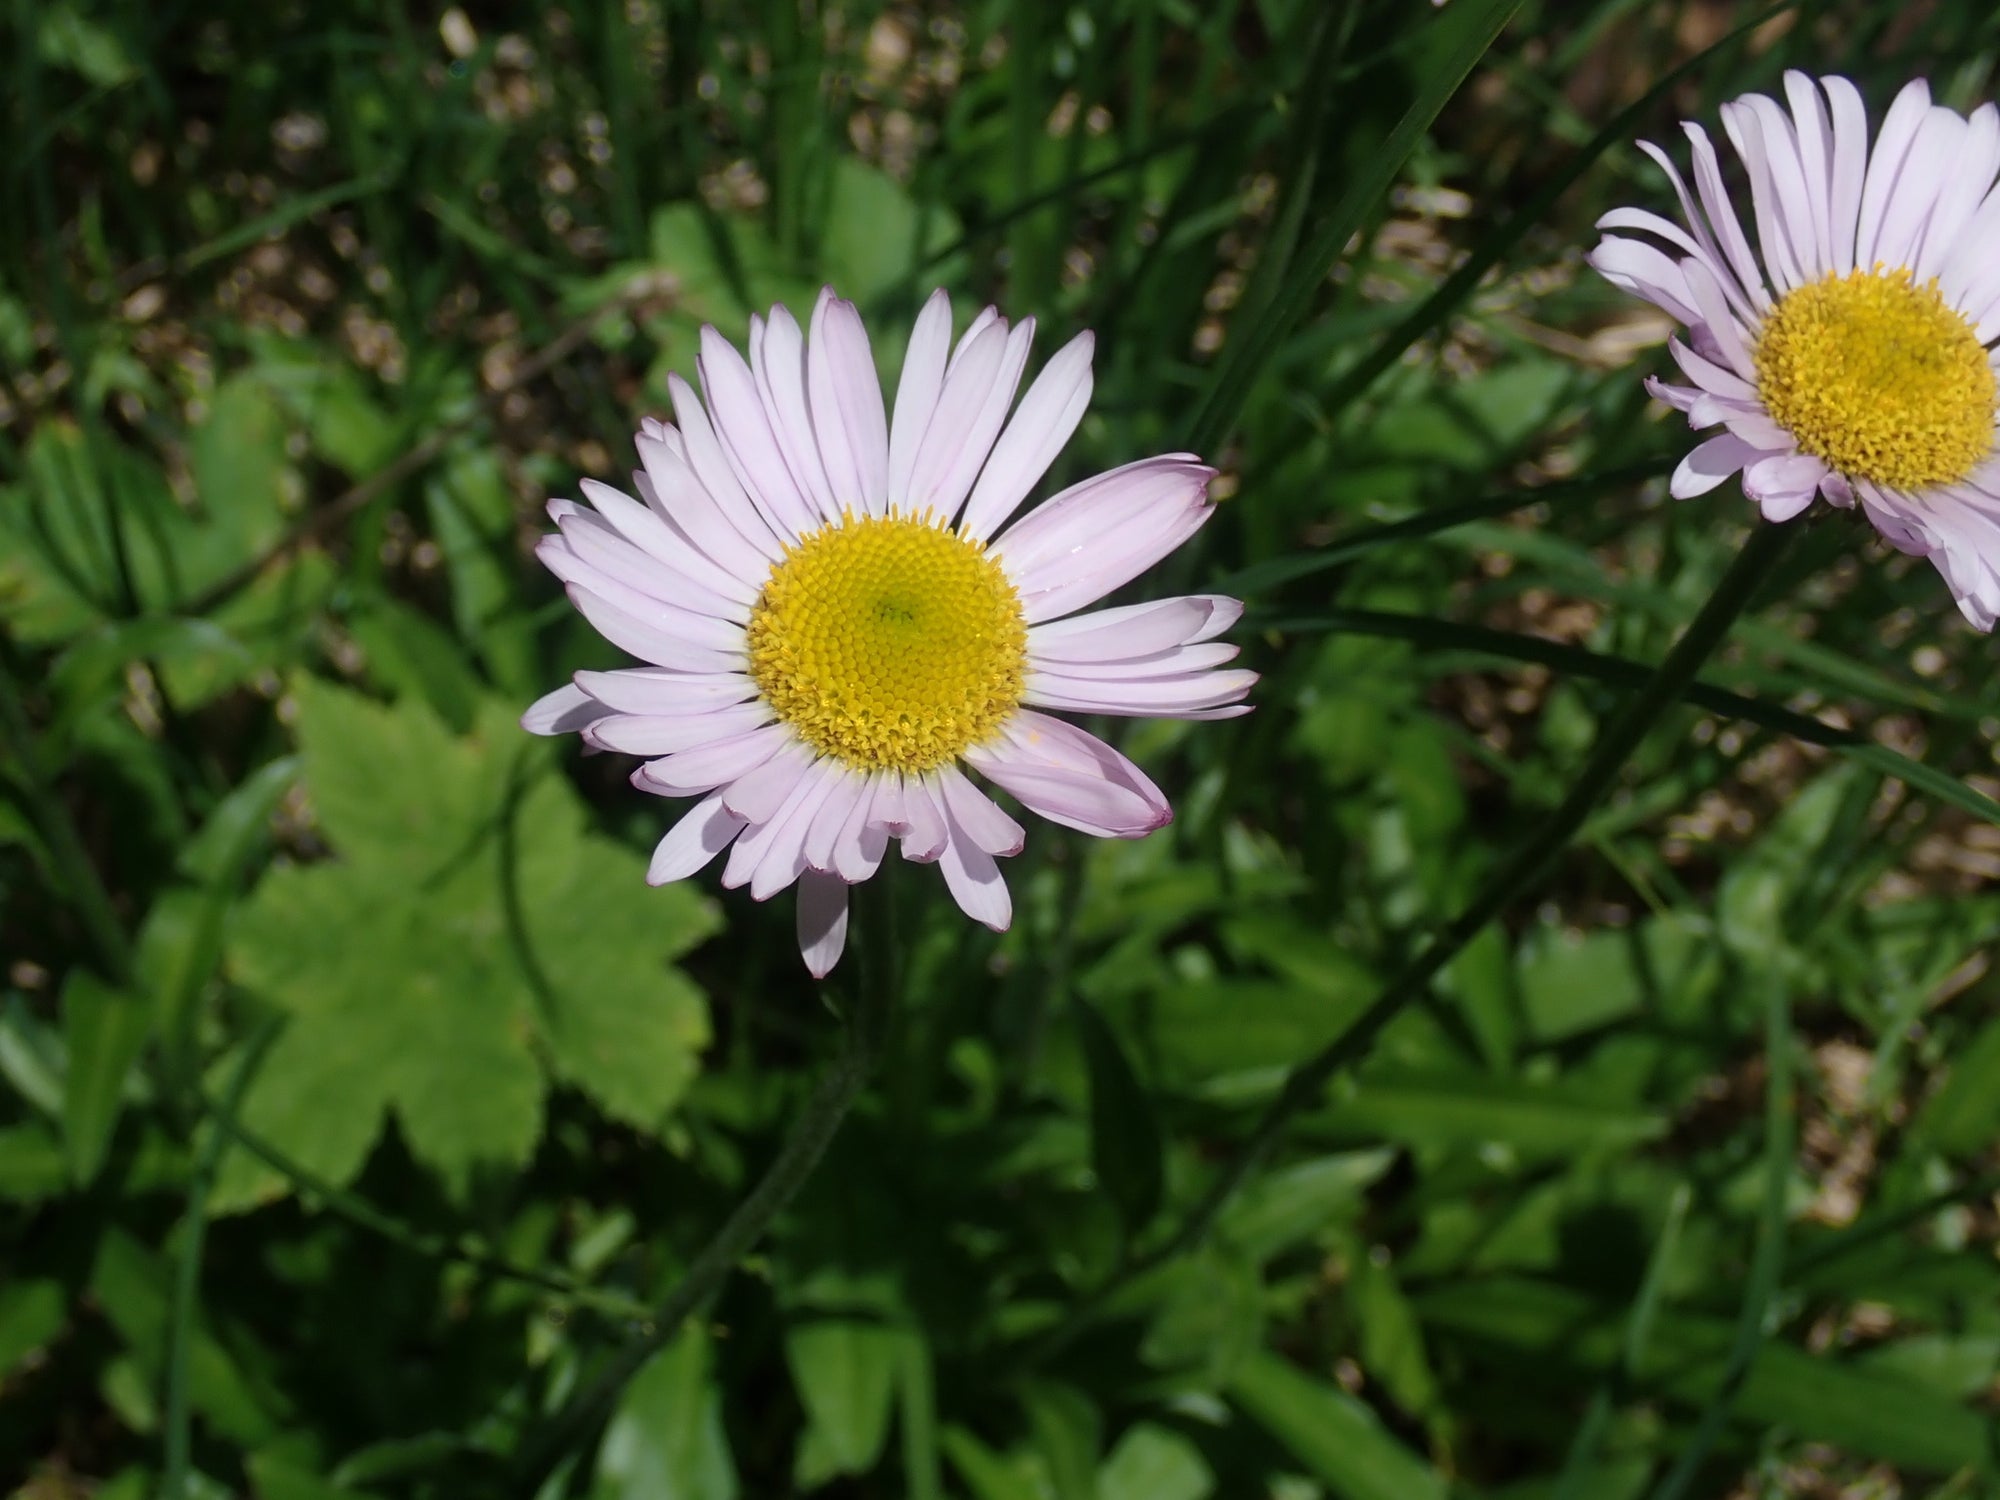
[964,711,1171,839]
[897,775,948,863]
[1024,667,1259,718]
[992,457,1215,622]
[1029,595,1242,660]
[935,809,1012,932]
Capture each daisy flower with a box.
[523,289,1255,975]
[1591,72,2000,628]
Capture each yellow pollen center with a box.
[746,511,1027,772]
[1752,266,1996,491]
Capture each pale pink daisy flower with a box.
[523,289,1255,975]
[1591,72,2000,628]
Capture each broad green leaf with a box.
[185,373,291,592]
[218,685,717,1206]
[250,338,399,476]
[1073,999,1163,1234]
[595,1329,738,1500]
[787,1317,902,1486]
[1098,1424,1213,1500]
[0,1277,65,1378]
[61,969,151,1184]
[1516,914,1717,1044]
[1227,1350,1447,1500]
[1911,1017,2000,1157]
[821,158,964,306]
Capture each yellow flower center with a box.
[1752,266,1996,491]
[746,512,1027,772]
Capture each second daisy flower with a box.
[1592,71,2000,628]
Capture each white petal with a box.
[648,790,748,884]
[959,330,1095,541]
[1669,432,1767,499]
[522,682,602,736]
[936,764,1025,857]
[796,871,850,977]
[809,290,892,516]
[887,290,954,510]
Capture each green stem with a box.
[512,873,900,1487]
[162,1022,276,1499]
[198,1071,651,1322]
[1026,522,1792,1365]
[1648,982,1794,1500]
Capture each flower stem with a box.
[1025,521,1792,1365]
[512,872,899,1486]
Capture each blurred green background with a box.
[5,1,2000,1496]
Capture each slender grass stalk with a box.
[161,1021,277,1500]
[1648,982,1795,1500]
[511,871,901,1489]
[1022,521,1793,1367]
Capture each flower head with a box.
[1591,72,2000,628]
[524,289,1255,974]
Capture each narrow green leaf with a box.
[1187,0,1524,450]
[60,969,151,1184]
[1419,1278,1991,1473]
[1269,606,2000,831]
[1227,1350,1447,1500]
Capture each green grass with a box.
[5,1,2000,1497]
